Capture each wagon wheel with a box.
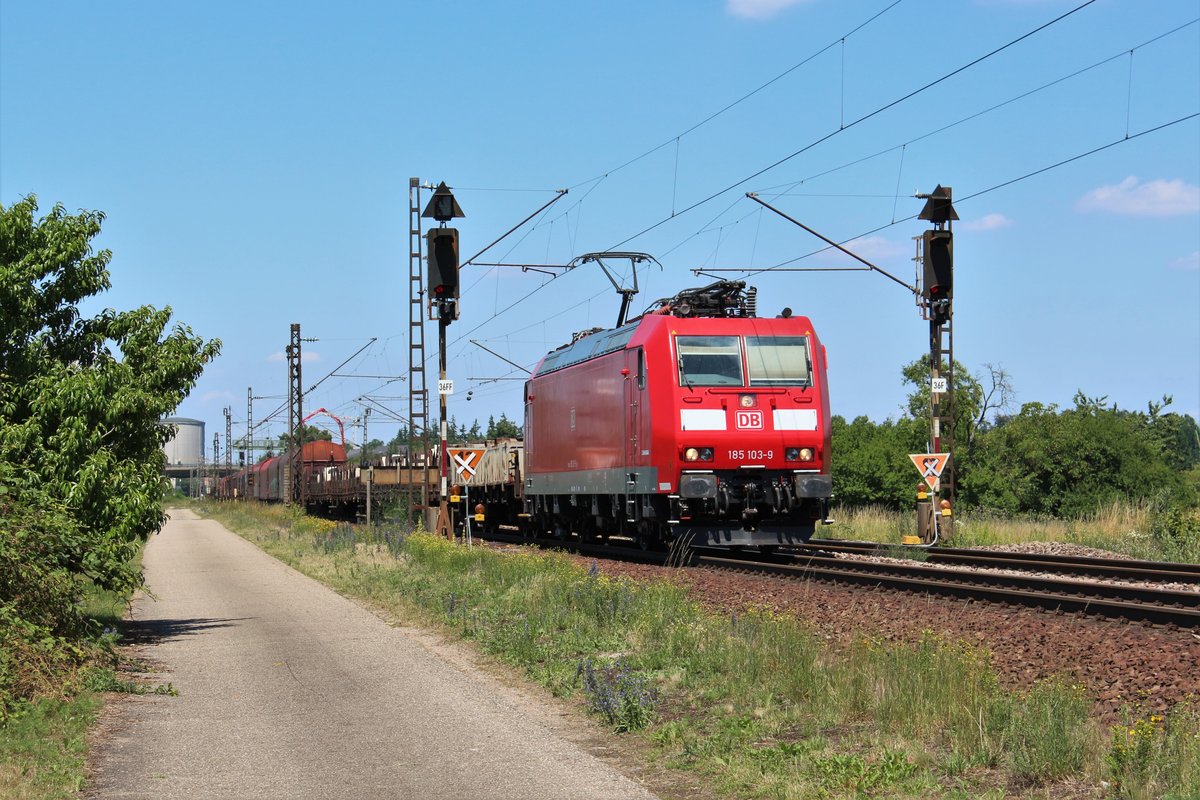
[579,516,603,544]
[635,519,657,551]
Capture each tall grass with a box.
[0,693,103,800]
[0,571,140,800]
[0,514,151,800]
[200,500,1200,799]
[828,500,1199,562]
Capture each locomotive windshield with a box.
[676,336,743,386]
[676,334,812,387]
[746,336,811,387]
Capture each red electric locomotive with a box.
[523,280,831,548]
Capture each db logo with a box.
[735,410,764,430]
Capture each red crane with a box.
[301,407,346,448]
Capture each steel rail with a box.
[477,529,1199,626]
[697,554,1200,627]
[800,539,1200,584]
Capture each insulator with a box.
[745,287,757,318]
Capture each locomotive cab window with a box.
[677,336,743,386]
[746,336,811,387]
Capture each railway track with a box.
[478,529,1200,627]
[799,538,1200,585]
[699,551,1200,628]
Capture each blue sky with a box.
[3,0,1198,454]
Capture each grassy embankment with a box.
[0,555,156,799]
[829,501,1200,562]
[199,500,1199,800]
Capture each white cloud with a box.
[961,213,1013,232]
[1169,251,1200,272]
[843,235,907,262]
[266,351,322,363]
[727,0,810,20]
[1076,176,1200,217]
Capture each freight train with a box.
[218,280,833,548]
[218,439,343,502]
[215,439,438,515]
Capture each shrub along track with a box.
[480,533,1200,721]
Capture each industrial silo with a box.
[162,417,205,466]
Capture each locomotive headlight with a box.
[683,447,715,462]
[786,447,815,462]
[738,393,756,408]
[799,447,814,462]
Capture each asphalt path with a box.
[87,509,660,799]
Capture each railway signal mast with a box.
[423,182,465,539]
[915,186,959,543]
[743,186,959,545]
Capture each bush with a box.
[1150,505,1200,563]
[576,657,658,733]
[1107,702,1200,799]
[0,484,90,718]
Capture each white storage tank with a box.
[162,417,205,466]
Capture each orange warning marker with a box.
[909,453,950,492]
[448,448,486,484]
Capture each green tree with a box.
[830,414,925,508]
[960,394,1191,516]
[1144,396,1200,472]
[0,196,220,593]
[486,412,522,439]
[829,353,1195,518]
[900,357,1013,455]
[276,423,333,450]
[386,426,412,453]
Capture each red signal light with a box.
[427,228,460,301]
[922,229,953,300]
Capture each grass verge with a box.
[828,501,1200,562]
[0,555,146,799]
[0,692,103,800]
[199,501,1200,800]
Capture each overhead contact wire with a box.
[606,0,1099,251]
[743,112,1199,277]
[662,14,1195,262]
